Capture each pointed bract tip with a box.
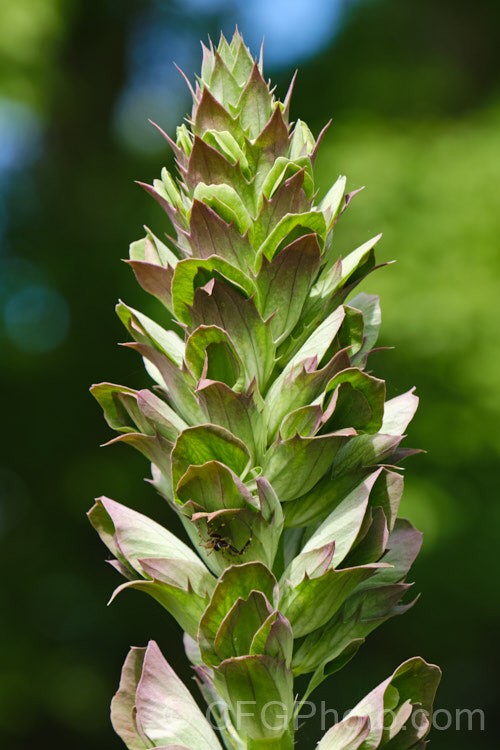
[147,119,176,149]
[218,30,228,47]
[174,62,197,100]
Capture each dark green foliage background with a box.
[1,0,498,747]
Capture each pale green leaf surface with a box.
[263,431,353,503]
[325,369,386,434]
[257,210,326,262]
[176,460,255,512]
[361,519,422,587]
[172,424,251,490]
[193,182,253,236]
[265,348,351,441]
[283,470,368,529]
[127,260,175,312]
[281,564,384,638]
[319,175,347,230]
[302,470,382,567]
[316,715,371,750]
[190,280,275,389]
[90,382,138,433]
[255,233,322,344]
[110,647,148,750]
[184,325,242,384]
[198,562,278,666]
[214,591,273,660]
[346,658,441,749]
[284,543,335,587]
[279,404,324,440]
[284,305,345,372]
[127,342,203,426]
[213,655,293,741]
[88,497,202,575]
[381,390,419,436]
[136,389,188,440]
[196,380,265,463]
[289,119,317,160]
[250,611,293,666]
[260,157,313,204]
[349,293,381,363]
[237,61,272,138]
[331,433,402,476]
[135,641,222,749]
[111,574,211,640]
[368,469,404,533]
[203,129,248,169]
[172,255,254,326]
[117,302,185,366]
[341,235,382,281]
[187,198,255,272]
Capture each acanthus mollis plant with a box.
[89,30,441,750]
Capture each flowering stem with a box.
[90,29,441,750]
[246,730,295,750]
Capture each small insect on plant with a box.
[197,522,253,559]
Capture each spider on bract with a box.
[197,521,253,558]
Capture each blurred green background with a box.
[1,0,498,747]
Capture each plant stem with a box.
[247,727,295,750]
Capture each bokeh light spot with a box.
[398,477,462,550]
[179,0,345,67]
[237,0,344,67]
[4,283,70,353]
[0,96,41,175]
[114,84,190,154]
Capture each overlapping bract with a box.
[90,31,439,749]
[317,657,441,750]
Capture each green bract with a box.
[90,30,440,749]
